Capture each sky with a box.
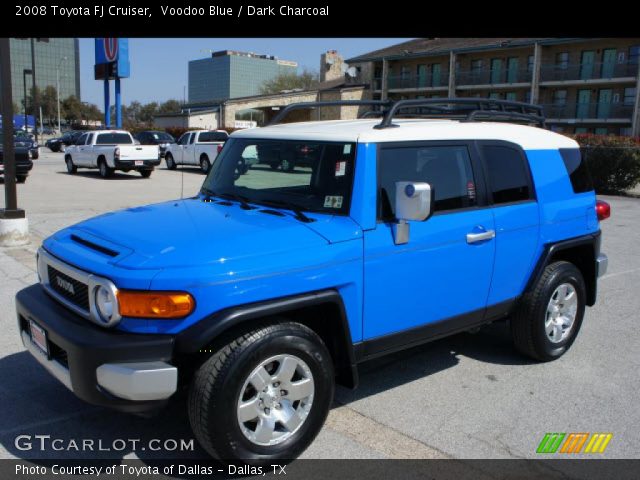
[79,38,411,106]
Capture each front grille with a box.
[47,265,90,311]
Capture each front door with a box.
[417,65,427,88]
[601,49,616,78]
[507,57,519,83]
[491,59,503,83]
[431,63,442,87]
[175,133,189,163]
[597,89,613,119]
[580,51,595,80]
[363,142,496,340]
[576,89,592,118]
[184,132,197,165]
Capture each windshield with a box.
[202,138,356,216]
[151,132,174,142]
[96,133,133,145]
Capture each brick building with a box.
[347,38,640,136]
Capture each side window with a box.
[482,145,533,204]
[76,133,88,145]
[86,134,94,145]
[560,148,594,193]
[378,145,477,220]
[189,133,196,144]
[178,134,189,145]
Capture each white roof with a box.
[91,130,131,135]
[231,119,578,150]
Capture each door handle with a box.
[466,230,495,244]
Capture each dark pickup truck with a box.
[0,146,33,183]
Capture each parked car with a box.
[0,137,33,183]
[133,131,175,159]
[46,131,83,152]
[16,99,609,462]
[64,130,160,178]
[256,142,320,172]
[14,131,39,159]
[164,130,228,173]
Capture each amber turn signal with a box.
[117,291,195,319]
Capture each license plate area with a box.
[29,320,49,357]
[135,160,144,166]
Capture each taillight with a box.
[217,144,223,154]
[596,200,610,221]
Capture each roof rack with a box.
[374,98,545,129]
[267,100,392,126]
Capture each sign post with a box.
[94,38,129,128]
[0,38,29,246]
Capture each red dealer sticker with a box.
[467,181,476,200]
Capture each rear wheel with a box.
[188,321,334,462]
[200,155,211,174]
[139,169,152,178]
[165,153,177,170]
[511,261,586,361]
[65,156,77,174]
[98,159,114,179]
[16,175,27,183]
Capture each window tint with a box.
[482,145,533,204]
[76,134,88,145]
[378,145,477,220]
[86,134,94,144]
[198,131,229,142]
[189,133,196,144]
[95,133,132,145]
[560,148,594,193]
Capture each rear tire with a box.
[98,159,113,179]
[139,169,152,178]
[200,155,211,174]
[16,175,27,183]
[65,156,77,174]
[511,261,586,361]
[188,321,334,462]
[165,153,177,170]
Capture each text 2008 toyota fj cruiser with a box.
[16,99,609,461]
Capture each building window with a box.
[471,59,483,72]
[556,52,569,70]
[505,92,517,101]
[527,55,535,73]
[629,45,640,65]
[595,127,608,135]
[489,92,502,99]
[624,87,637,105]
[553,90,568,105]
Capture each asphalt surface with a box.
[1,149,639,463]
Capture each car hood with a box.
[46,198,354,270]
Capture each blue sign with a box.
[0,114,35,129]
[94,38,130,78]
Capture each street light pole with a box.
[56,56,67,133]
[30,38,39,144]
[23,69,32,132]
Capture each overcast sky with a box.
[79,38,411,106]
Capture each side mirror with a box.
[392,181,433,245]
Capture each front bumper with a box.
[16,284,177,413]
[114,158,161,170]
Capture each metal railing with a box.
[373,73,449,90]
[456,68,532,86]
[540,62,639,82]
[542,102,634,120]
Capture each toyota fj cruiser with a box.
[16,99,609,462]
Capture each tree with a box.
[40,85,58,125]
[61,95,82,124]
[157,99,182,114]
[139,102,158,124]
[260,69,319,95]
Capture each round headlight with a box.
[95,285,117,324]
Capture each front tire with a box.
[511,261,586,361]
[188,321,334,462]
[165,153,177,170]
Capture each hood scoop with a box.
[70,234,119,258]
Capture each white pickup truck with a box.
[64,130,160,179]
[164,130,229,173]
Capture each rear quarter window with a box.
[96,133,133,145]
[560,148,594,193]
[199,131,228,142]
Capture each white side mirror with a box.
[393,181,433,245]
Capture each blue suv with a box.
[16,99,609,461]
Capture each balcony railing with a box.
[456,68,532,86]
[542,102,634,120]
[540,62,639,82]
[373,73,448,90]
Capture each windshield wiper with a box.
[201,188,254,210]
[258,199,315,223]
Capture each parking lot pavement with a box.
[1,150,639,462]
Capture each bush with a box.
[571,134,640,194]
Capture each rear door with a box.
[478,141,539,306]
[363,141,496,341]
